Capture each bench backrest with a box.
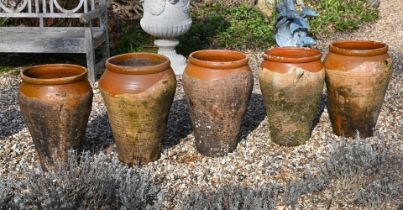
[0,0,106,26]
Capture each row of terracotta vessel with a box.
[19,40,393,169]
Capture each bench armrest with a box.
[80,5,107,23]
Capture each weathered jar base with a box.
[101,74,176,165]
[260,69,324,146]
[20,92,92,169]
[326,62,392,138]
[184,72,253,157]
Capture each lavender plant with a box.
[283,137,403,208]
[275,0,317,47]
[179,184,281,210]
[0,177,13,210]
[2,151,160,210]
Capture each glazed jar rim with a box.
[329,40,388,56]
[106,53,171,75]
[189,49,249,69]
[21,64,88,85]
[263,47,322,63]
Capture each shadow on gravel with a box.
[163,98,192,149]
[84,112,114,153]
[239,93,266,141]
[0,109,25,139]
[312,93,327,131]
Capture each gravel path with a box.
[1,0,402,209]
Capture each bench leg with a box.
[86,50,96,84]
[85,29,96,84]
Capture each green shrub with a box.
[0,19,6,26]
[0,67,15,74]
[112,24,155,55]
[306,0,379,36]
[178,3,276,55]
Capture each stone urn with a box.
[140,0,192,75]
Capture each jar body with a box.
[183,50,253,157]
[19,64,93,170]
[260,48,324,146]
[324,41,393,138]
[99,54,176,165]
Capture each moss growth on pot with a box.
[262,83,322,146]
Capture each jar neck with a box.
[106,53,171,75]
[329,41,388,56]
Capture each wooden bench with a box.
[0,0,110,83]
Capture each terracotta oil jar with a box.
[99,53,176,165]
[324,41,393,138]
[260,47,325,146]
[19,64,93,170]
[183,50,253,157]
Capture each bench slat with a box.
[0,27,105,53]
[0,36,85,53]
[0,26,100,33]
[0,13,83,18]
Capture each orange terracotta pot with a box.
[260,47,325,146]
[99,53,176,165]
[183,50,253,157]
[324,41,393,138]
[19,64,93,170]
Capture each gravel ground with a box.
[1,0,402,209]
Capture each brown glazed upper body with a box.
[260,47,325,146]
[183,50,253,157]
[99,53,176,165]
[19,64,93,170]
[324,41,393,138]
